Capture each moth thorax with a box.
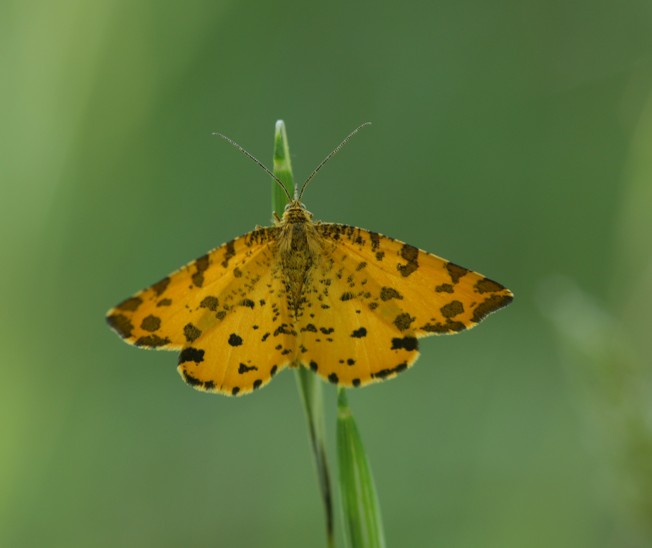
[282,203,312,224]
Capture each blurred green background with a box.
[2,0,652,546]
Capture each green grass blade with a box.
[272,120,295,208]
[337,388,386,548]
[272,120,334,547]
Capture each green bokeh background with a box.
[2,1,652,546]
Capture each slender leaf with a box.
[337,388,386,548]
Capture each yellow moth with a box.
[107,125,513,396]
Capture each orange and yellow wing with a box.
[294,224,512,388]
[106,227,296,395]
[175,256,297,396]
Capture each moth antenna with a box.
[213,132,292,202]
[298,122,372,201]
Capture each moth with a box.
[106,125,513,396]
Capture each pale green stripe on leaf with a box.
[273,119,294,212]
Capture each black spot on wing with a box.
[474,278,505,294]
[273,323,296,336]
[440,300,464,318]
[180,371,214,391]
[222,240,236,268]
[369,231,380,250]
[107,313,133,339]
[435,283,454,293]
[372,362,408,379]
[393,313,415,331]
[191,255,210,288]
[179,347,205,363]
[421,320,466,333]
[200,296,219,311]
[397,244,419,277]
[181,369,202,387]
[135,334,170,347]
[351,327,367,338]
[140,315,161,332]
[238,362,258,374]
[391,336,418,351]
[472,294,513,322]
[228,333,243,346]
[380,287,403,301]
[116,296,142,312]
[446,262,469,284]
[184,323,202,343]
[151,277,170,296]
